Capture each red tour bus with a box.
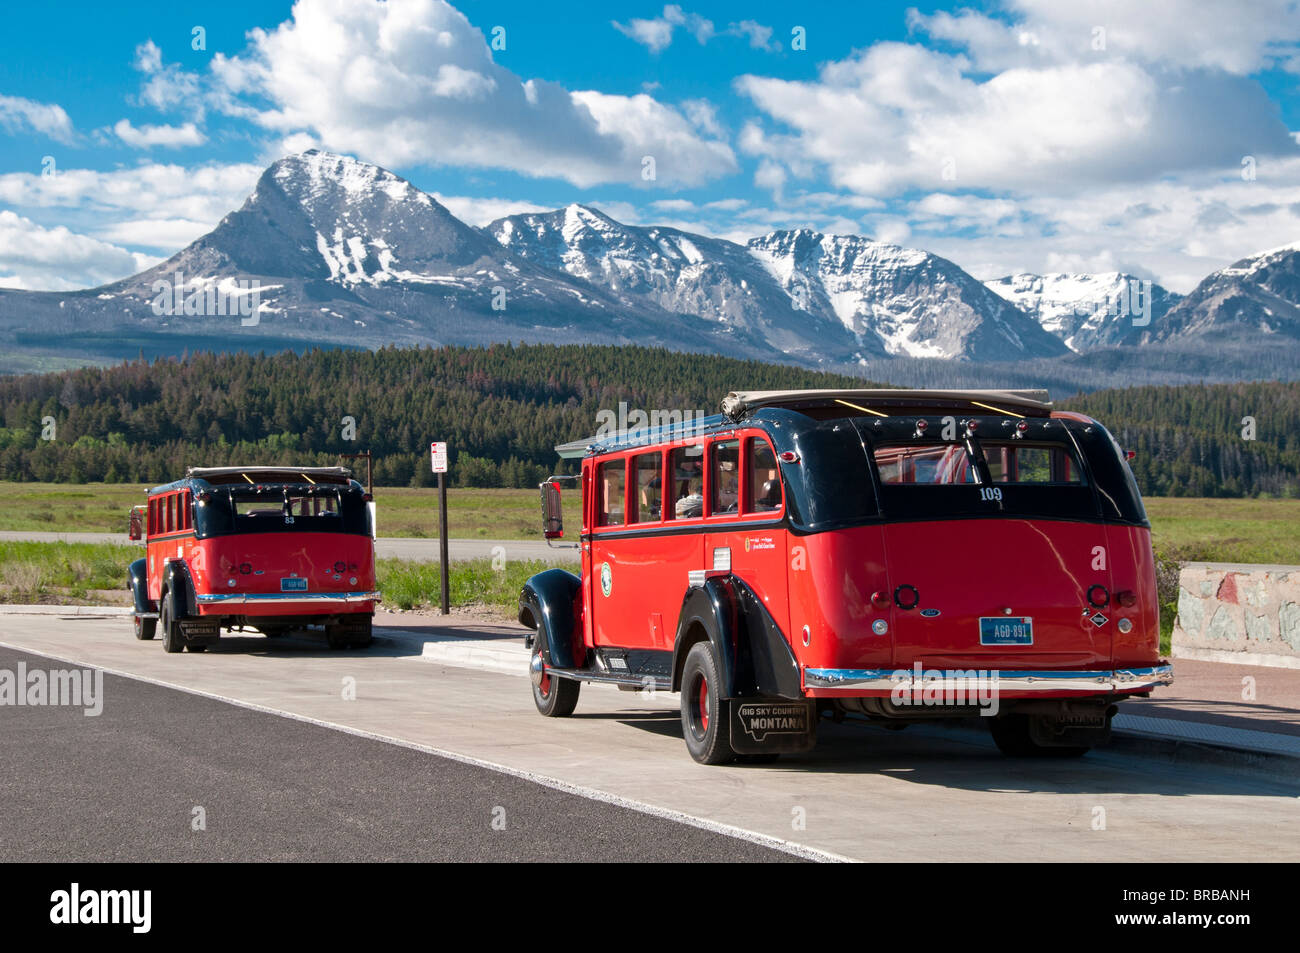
[519,389,1172,764]
[127,466,379,653]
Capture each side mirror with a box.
[128,505,145,541]
[540,481,563,539]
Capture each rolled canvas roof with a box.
[721,388,1052,419]
[185,466,354,482]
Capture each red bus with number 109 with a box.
[519,389,1172,764]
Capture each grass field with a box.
[1,484,1294,648]
[0,482,581,539]
[1,483,1296,560]
[0,539,543,616]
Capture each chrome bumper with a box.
[195,590,381,606]
[804,664,1173,693]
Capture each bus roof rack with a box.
[720,388,1053,420]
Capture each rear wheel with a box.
[531,641,579,717]
[159,592,185,654]
[988,714,1090,758]
[133,614,156,641]
[680,642,735,765]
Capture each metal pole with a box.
[438,471,450,615]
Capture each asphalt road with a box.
[2,614,1297,862]
[0,644,789,862]
[0,530,578,563]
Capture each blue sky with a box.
[3,0,1300,293]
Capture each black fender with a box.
[127,558,155,615]
[161,559,198,620]
[671,576,802,699]
[517,568,583,670]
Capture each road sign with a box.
[430,441,450,614]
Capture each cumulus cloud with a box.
[113,119,207,148]
[727,20,780,52]
[0,94,75,144]
[0,210,158,291]
[738,40,1299,197]
[0,161,262,253]
[209,0,734,188]
[133,40,205,118]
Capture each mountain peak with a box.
[264,150,434,213]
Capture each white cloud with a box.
[0,161,262,254]
[912,0,1300,76]
[613,5,715,52]
[210,0,734,188]
[739,40,1299,197]
[0,210,158,291]
[727,20,780,52]
[429,192,549,226]
[133,40,205,118]
[0,94,75,144]
[113,119,207,149]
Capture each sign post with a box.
[431,442,450,615]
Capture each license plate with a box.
[280,577,307,592]
[980,616,1033,646]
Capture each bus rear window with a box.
[196,485,369,537]
[983,443,1086,484]
[872,442,1086,485]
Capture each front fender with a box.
[671,576,801,699]
[127,557,155,615]
[162,560,198,619]
[517,568,583,669]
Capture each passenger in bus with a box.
[672,452,704,519]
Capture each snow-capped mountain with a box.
[490,211,1066,361]
[487,206,863,362]
[1148,242,1300,343]
[985,272,1181,352]
[0,148,1295,373]
[0,151,774,362]
[746,230,1068,361]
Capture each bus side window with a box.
[669,445,704,519]
[597,459,626,527]
[631,452,662,523]
[147,498,155,537]
[710,439,740,515]
[745,437,781,513]
[166,494,175,533]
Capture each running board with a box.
[546,666,672,692]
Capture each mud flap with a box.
[729,699,817,754]
[1028,710,1112,748]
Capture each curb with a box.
[0,604,132,616]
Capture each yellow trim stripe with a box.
[969,400,1024,418]
[835,398,889,417]
[241,472,254,484]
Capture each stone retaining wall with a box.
[1172,562,1300,669]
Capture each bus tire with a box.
[160,592,185,654]
[988,715,1090,758]
[531,642,579,716]
[680,642,735,765]
[134,614,156,641]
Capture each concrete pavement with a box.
[0,609,1296,862]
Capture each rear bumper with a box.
[803,664,1173,696]
[195,590,380,608]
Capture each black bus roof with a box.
[557,388,1055,458]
